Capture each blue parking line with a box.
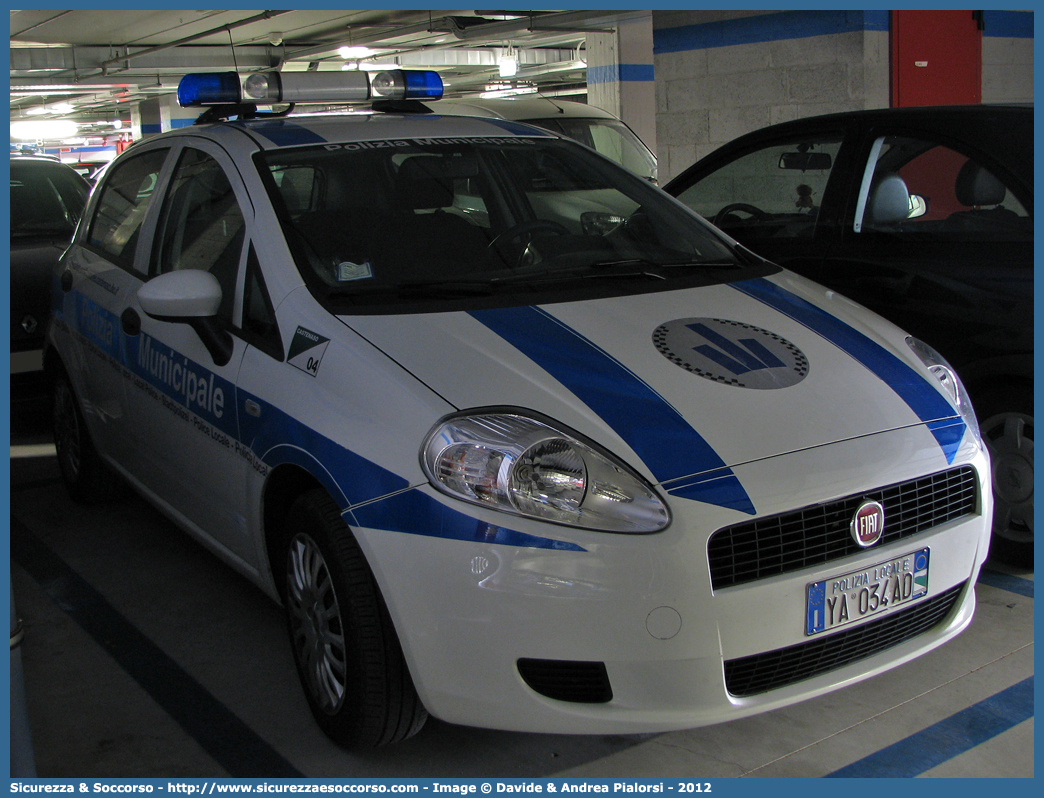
[977,569,1034,598]
[10,516,304,778]
[825,677,1034,777]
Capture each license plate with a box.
[805,548,930,636]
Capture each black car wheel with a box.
[52,368,120,503]
[282,490,427,747]
[981,405,1034,569]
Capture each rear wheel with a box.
[282,490,427,747]
[977,387,1033,569]
[52,368,121,503]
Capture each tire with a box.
[977,386,1033,569]
[281,489,427,747]
[52,367,122,503]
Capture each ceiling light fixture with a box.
[11,119,80,141]
[339,46,375,60]
[498,45,518,78]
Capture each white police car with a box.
[46,69,992,747]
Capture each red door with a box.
[891,10,982,107]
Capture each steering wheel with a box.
[713,203,770,227]
[488,220,569,268]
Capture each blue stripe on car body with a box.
[236,119,329,147]
[467,305,757,515]
[61,291,577,551]
[733,277,965,463]
[348,490,586,552]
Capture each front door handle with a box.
[121,308,141,336]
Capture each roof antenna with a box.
[228,29,239,73]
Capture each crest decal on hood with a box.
[653,318,809,390]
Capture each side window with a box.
[88,149,168,270]
[154,148,247,324]
[674,136,842,240]
[856,136,1030,240]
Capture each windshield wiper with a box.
[325,256,742,300]
[591,257,742,271]
[396,279,495,297]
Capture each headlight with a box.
[421,412,670,533]
[906,337,981,446]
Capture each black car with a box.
[665,105,1033,567]
[10,157,90,376]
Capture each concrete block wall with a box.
[653,11,890,182]
[652,10,1033,182]
[982,10,1034,103]
[587,13,658,157]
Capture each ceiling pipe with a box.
[283,10,610,63]
[449,11,614,40]
[47,10,292,79]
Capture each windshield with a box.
[527,117,657,183]
[260,136,760,312]
[10,161,89,240]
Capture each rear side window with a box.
[88,149,168,270]
[856,135,1031,241]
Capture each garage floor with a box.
[9,391,1034,779]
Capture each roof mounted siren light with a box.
[177,69,444,122]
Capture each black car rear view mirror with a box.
[779,151,833,171]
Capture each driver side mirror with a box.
[137,270,234,366]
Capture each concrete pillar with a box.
[586,13,657,157]
[132,94,200,140]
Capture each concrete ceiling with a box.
[11,8,638,142]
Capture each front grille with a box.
[517,659,613,703]
[724,581,965,696]
[708,466,977,590]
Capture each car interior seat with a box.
[865,173,911,230]
[947,160,1023,234]
[389,157,491,278]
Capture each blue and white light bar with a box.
[177,69,444,107]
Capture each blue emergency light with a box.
[177,69,444,107]
[177,72,243,107]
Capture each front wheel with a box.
[981,407,1034,569]
[282,490,427,747]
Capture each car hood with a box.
[341,273,965,514]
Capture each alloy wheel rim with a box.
[286,534,348,714]
[983,412,1034,544]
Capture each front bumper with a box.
[353,427,991,735]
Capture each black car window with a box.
[673,136,842,241]
[10,161,89,240]
[154,147,247,324]
[527,117,658,182]
[88,148,168,271]
[241,243,283,361]
[856,136,1031,241]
